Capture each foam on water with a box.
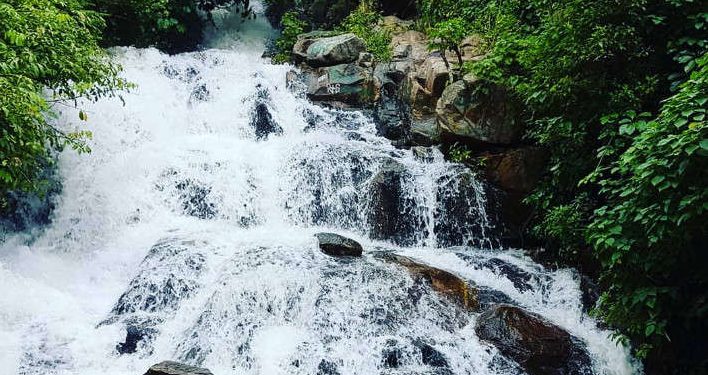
[0,5,639,375]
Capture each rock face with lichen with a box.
[436,74,523,145]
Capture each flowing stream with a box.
[0,5,638,375]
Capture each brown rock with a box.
[481,147,548,194]
[436,73,523,145]
[378,252,479,311]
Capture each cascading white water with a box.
[0,5,639,375]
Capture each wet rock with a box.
[116,325,145,354]
[0,161,60,235]
[293,63,377,106]
[410,118,440,145]
[475,305,593,375]
[377,252,479,311]
[480,147,548,194]
[579,274,600,312]
[482,258,534,292]
[175,179,217,219]
[433,169,495,247]
[304,33,366,67]
[144,361,213,375]
[382,345,403,368]
[111,238,206,317]
[367,159,419,246]
[411,146,435,162]
[292,31,339,63]
[317,359,340,375]
[251,102,282,140]
[477,288,515,310]
[189,84,210,103]
[373,84,410,142]
[315,232,363,257]
[413,339,449,367]
[436,73,523,145]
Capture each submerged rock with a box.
[377,252,479,311]
[144,361,213,375]
[251,102,282,140]
[367,159,420,246]
[315,232,363,257]
[475,305,593,375]
[116,325,148,354]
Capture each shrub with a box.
[0,0,128,202]
[339,1,391,61]
[273,11,307,63]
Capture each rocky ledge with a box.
[284,17,548,245]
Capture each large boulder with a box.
[303,33,366,67]
[144,361,213,375]
[315,232,363,257]
[367,159,420,245]
[377,252,479,311]
[292,31,338,63]
[475,305,593,375]
[437,73,523,145]
[480,147,548,194]
[291,63,377,106]
[410,118,440,145]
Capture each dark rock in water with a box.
[367,159,421,246]
[477,288,515,310]
[251,102,283,140]
[175,179,217,219]
[413,339,449,367]
[373,83,410,143]
[482,258,534,292]
[144,361,213,375]
[0,160,60,236]
[433,169,496,248]
[475,304,593,375]
[410,118,441,146]
[189,84,210,103]
[382,345,403,368]
[111,238,206,317]
[116,325,144,354]
[579,274,600,312]
[315,232,363,257]
[376,252,479,311]
[317,359,340,375]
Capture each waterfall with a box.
[0,5,638,375]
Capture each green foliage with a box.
[273,11,307,63]
[96,0,251,53]
[0,0,128,198]
[447,142,474,163]
[588,53,707,361]
[455,0,707,369]
[427,17,469,66]
[339,1,391,61]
